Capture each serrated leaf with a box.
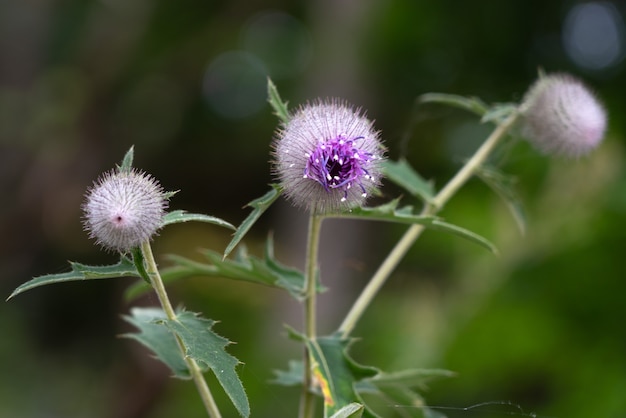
[381,159,435,203]
[119,146,134,172]
[125,235,309,301]
[332,198,428,224]
[163,311,250,418]
[267,78,290,123]
[304,333,379,418]
[224,184,283,259]
[8,257,139,300]
[162,210,235,230]
[356,369,454,418]
[122,307,190,379]
[418,93,488,117]
[361,368,456,417]
[262,233,312,297]
[330,200,497,254]
[330,403,365,418]
[272,359,305,386]
[368,369,456,391]
[124,264,191,301]
[475,165,526,235]
[281,352,454,418]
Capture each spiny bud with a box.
[272,99,386,213]
[82,168,168,252]
[520,73,607,158]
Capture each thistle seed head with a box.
[82,168,168,252]
[520,73,607,158]
[272,99,385,213]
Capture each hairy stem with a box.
[339,111,520,337]
[299,213,323,418]
[140,241,223,418]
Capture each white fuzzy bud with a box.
[82,169,168,252]
[520,73,607,158]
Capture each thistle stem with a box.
[338,111,520,338]
[299,213,323,418]
[140,241,223,418]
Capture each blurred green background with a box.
[1,0,625,417]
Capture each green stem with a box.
[299,213,323,418]
[140,241,223,418]
[338,111,520,338]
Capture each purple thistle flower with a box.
[520,73,607,158]
[82,168,168,252]
[273,99,385,213]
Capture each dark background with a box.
[1,0,625,417]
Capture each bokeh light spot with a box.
[202,51,268,119]
[563,1,625,71]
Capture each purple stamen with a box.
[303,135,374,200]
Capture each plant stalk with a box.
[299,213,323,418]
[140,241,223,418]
[338,111,520,338]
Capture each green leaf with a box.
[329,200,497,254]
[357,369,455,418]
[119,146,135,172]
[163,190,179,200]
[163,210,236,230]
[428,219,498,254]
[261,233,313,297]
[124,264,200,301]
[125,235,309,301]
[7,257,139,300]
[272,359,305,386]
[223,184,283,259]
[163,311,250,418]
[331,198,426,223]
[131,247,151,284]
[274,352,453,417]
[267,78,290,123]
[481,103,518,124]
[475,165,526,235]
[304,333,379,418]
[368,368,456,391]
[122,307,191,379]
[381,159,435,203]
[418,94,519,131]
[418,93,488,117]
[329,403,365,418]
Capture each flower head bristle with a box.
[272,99,385,213]
[520,73,607,158]
[82,168,168,252]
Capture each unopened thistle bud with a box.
[272,99,385,213]
[83,168,168,252]
[520,73,607,158]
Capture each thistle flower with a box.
[520,73,607,158]
[272,99,385,213]
[82,168,168,252]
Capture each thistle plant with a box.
[7,73,607,418]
